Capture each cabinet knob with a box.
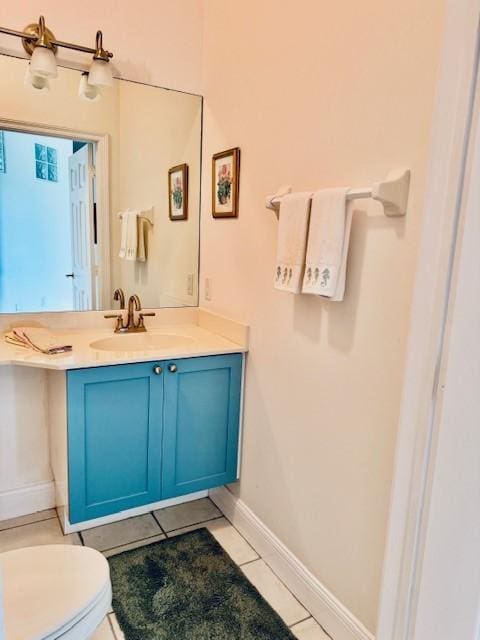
[153,366,163,375]
[168,363,177,373]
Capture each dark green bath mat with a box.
[108,527,296,639]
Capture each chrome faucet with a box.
[104,293,155,333]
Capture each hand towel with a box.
[118,211,139,261]
[274,192,312,293]
[5,328,72,355]
[301,188,353,301]
[137,216,153,262]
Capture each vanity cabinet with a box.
[67,353,243,524]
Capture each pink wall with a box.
[200,0,445,632]
[0,0,203,93]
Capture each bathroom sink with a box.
[90,333,195,352]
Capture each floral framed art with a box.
[168,163,189,220]
[212,147,240,218]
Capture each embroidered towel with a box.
[274,192,312,293]
[5,328,72,355]
[118,210,139,261]
[302,188,353,301]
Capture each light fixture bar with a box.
[0,21,113,59]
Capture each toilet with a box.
[0,545,112,640]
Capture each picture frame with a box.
[168,163,189,221]
[212,147,240,218]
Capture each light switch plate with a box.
[205,278,213,301]
[187,274,194,296]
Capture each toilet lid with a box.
[1,544,111,640]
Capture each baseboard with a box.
[209,486,374,640]
[0,481,56,521]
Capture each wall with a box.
[115,82,202,307]
[200,0,445,633]
[0,0,203,94]
[0,132,73,312]
[0,4,203,517]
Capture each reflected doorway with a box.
[0,129,98,312]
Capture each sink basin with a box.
[90,333,195,352]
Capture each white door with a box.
[68,144,95,311]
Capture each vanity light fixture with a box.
[0,15,114,95]
[87,31,113,87]
[78,72,101,102]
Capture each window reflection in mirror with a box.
[0,54,202,313]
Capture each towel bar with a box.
[118,207,154,226]
[266,167,411,218]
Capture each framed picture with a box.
[168,163,188,220]
[212,147,240,218]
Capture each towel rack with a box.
[265,167,411,218]
[118,207,154,226]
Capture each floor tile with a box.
[153,497,221,532]
[81,514,161,552]
[0,508,57,532]
[169,516,259,565]
[109,613,125,640]
[242,559,309,626]
[91,616,116,639]
[206,518,259,565]
[0,517,78,552]
[103,533,166,558]
[291,617,331,639]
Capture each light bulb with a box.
[30,46,57,78]
[88,59,113,87]
[24,64,50,92]
[78,73,101,102]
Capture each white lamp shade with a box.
[30,46,57,78]
[24,65,50,92]
[88,59,113,87]
[78,74,102,102]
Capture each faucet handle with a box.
[104,313,125,332]
[137,312,155,330]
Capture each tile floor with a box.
[0,498,330,639]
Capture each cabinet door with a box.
[162,353,243,498]
[67,362,163,523]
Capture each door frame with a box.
[377,0,480,638]
[0,117,111,310]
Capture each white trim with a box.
[377,2,480,639]
[0,481,55,521]
[236,353,246,478]
[95,135,111,310]
[210,486,373,640]
[0,117,111,312]
[60,490,208,534]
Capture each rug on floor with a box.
[108,527,297,640]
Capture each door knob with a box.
[153,366,163,375]
[168,364,177,373]
[65,273,75,278]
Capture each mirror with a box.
[0,54,202,313]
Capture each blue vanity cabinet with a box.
[67,354,243,524]
[162,354,243,498]
[67,362,164,524]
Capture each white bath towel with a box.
[274,192,312,293]
[301,188,353,301]
[118,210,139,261]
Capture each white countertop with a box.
[0,323,247,371]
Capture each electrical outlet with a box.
[205,278,213,301]
[187,274,194,296]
